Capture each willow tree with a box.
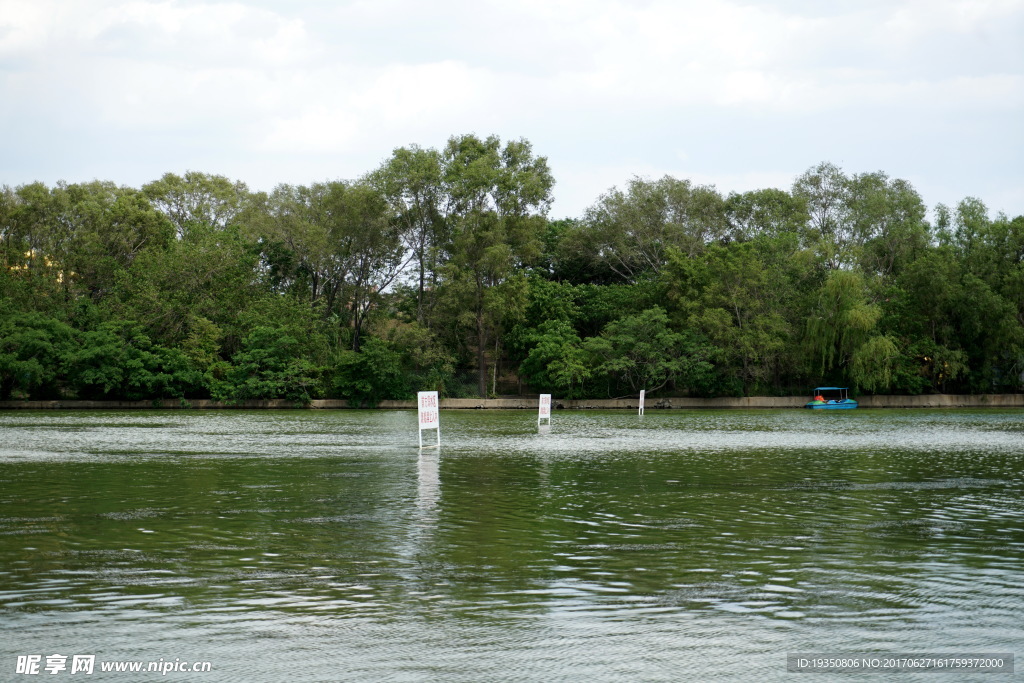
[805,269,897,391]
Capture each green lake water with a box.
[1,409,1022,680]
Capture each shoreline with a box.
[1,394,1022,410]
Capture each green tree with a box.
[62,321,202,401]
[846,172,930,279]
[52,181,175,301]
[369,145,446,325]
[0,312,74,399]
[725,188,808,242]
[331,336,409,406]
[518,320,591,397]
[665,241,793,395]
[792,161,852,269]
[584,307,712,396]
[212,326,324,405]
[255,181,405,351]
[328,181,407,352]
[438,134,554,397]
[882,247,967,392]
[576,176,728,282]
[143,171,251,239]
[107,221,261,355]
[0,182,82,312]
[804,269,898,390]
[377,320,458,396]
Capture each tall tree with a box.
[55,181,175,301]
[107,220,260,355]
[576,176,728,282]
[143,171,250,239]
[725,188,808,242]
[324,181,406,352]
[438,134,553,397]
[665,241,794,395]
[369,146,446,325]
[792,161,852,269]
[846,172,929,279]
[256,181,405,351]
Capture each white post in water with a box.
[538,393,552,425]
[639,389,645,416]
[417,391,440,449]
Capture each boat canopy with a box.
[813,387,847,391]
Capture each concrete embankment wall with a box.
[1,395,1022,410]
[856,394,1024,408]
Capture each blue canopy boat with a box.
[805,387,858,410]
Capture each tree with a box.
[792,162,852,269]
[804,269,899,390]
[61,321,202,401]
[846,172,929,279]
[584,307,713,396]
[331,336,409,406]
[107,221,261,354]
[0,182,176,313]
[0,182,81,311]
[576,176,728,282]
[55,182,175,301]
[0,312,74,399]
[518,320,591,397]
[211,326,324,405]
[438,134,554,397]
[143,171,251,239]
[665,241,793,395]
[369,146,446,325]
[533,218,620,284]
[256,180,406,351]
[725,188,808,242]
[327,181,407,352]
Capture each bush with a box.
[211,326,324,405]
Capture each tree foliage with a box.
[1,147,1021,403]
[584,307,713,396]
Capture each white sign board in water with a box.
[538,393,552,425]
[639,389,645,416]
[417,391,440,448]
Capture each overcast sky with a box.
[1,0,1022,220]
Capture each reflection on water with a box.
[417,450,441,513]
[0,409,1022,680]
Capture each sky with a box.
[1,0,1022,220]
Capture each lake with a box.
[1,409,1022,680]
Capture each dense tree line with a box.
[2,136,1022,404]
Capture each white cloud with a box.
[260,105,360,154]
[0,0,1021,218]
[79,1,316,68]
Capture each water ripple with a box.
[1,408,1023,680]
